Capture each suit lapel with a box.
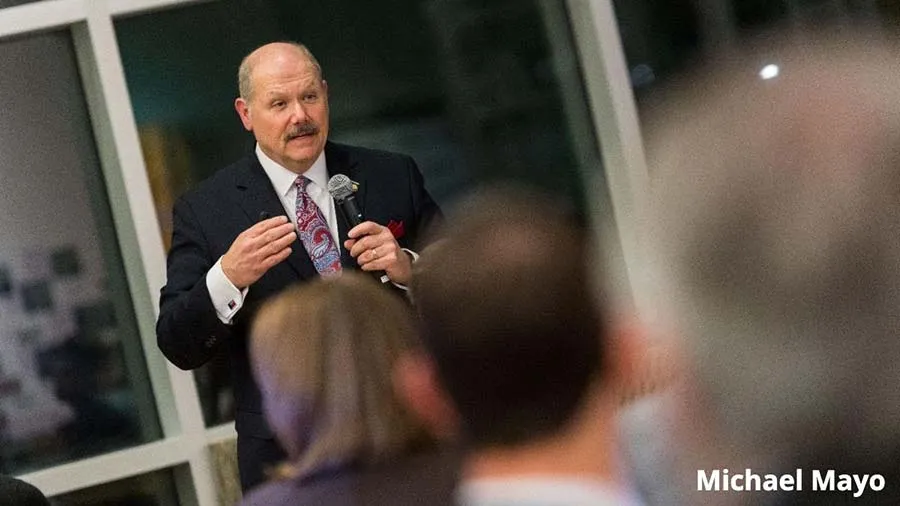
[325,142,364,269]
[233,155,318,281]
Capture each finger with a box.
[349,237,378,259]
[347,221,382,239]
[355,246,374,266]
[356,232,401,259]
[360,251,397,271]
[262,246,292,268]
[344,238,358,251]
[359,246,397,266]
[258,222,297,245]
[261,230,297,257]
[251,215,290,235]
[348,233,380,258]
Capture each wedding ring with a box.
[371,248,378,259]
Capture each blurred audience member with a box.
[241,273,455,506]
[648,34,900,505]
[0,475,50,506]
[408,186,645,506]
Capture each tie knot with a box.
[295,176,311,192]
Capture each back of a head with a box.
[649,34,900,488]
[0,475,50,506]
[250,273,431,479]
[412,185,606,449]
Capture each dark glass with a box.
[0,0,41,6]
[613,0,898,114]
[115,0,603,426]
[0,31,161,474]
[51,467,182,506]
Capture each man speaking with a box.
[156,41,442,491]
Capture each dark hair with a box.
[411,185,607,449]
[0,475,50,506]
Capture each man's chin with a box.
[284,143,323,168]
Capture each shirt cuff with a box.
[390,248,420,291]
[206,257,249,324]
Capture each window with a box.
[115,0,604,426]
[613,0,899,119]
[51,467,182,506]
[0,30,161,474]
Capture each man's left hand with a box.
[345,221,411,285]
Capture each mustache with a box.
[285,122,319,140]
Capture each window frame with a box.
[0,0,643,503]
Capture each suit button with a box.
[204,337,216,348]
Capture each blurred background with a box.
[0,0,896,504]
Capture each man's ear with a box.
[235,97,253,131]
[609,318,680,403]
[393,350,459,441]
[605,319,649,403]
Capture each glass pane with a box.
[0,1,42,6]
[0,31,161,474]
[613,0,900,119]
[116,0,604,426]
[51,466,182,506]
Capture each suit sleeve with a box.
[156,196,233,370]
[405,155,444,247]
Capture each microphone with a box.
[327,174,389,284]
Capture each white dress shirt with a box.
[458,476,645,506]
[256,145,338,242]
[205,145,414,324]
[206,145,336,324]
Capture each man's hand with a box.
[222,216,296,289]
[345,221,411,285]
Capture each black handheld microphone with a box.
[327,174,390,284]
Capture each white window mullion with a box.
[17,437,194,497]
[565,0,652,318]
[108,0,213,17]
[71,1,219,504]
[0,0,85,40]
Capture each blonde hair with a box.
[250,273,432,479]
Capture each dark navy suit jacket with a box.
[156,141,442,489]
[240,450,459,506]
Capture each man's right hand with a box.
[221,216,296,289]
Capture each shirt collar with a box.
[255,144,328,196]
[458,476,644,506]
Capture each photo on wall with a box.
[51,246,81,277]
[21,280,53,313]
[0,265,11,296]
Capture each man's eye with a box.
[303,94,318,102]
[271,101,285,108]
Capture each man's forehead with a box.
[256,74,324,96]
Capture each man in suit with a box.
[156,41,441,491]
[405,187,645,506]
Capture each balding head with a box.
[238,42,322,101]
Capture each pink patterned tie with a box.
[295,176,342,275]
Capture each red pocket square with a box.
[387,219,405,239]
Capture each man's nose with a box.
[289,101,308,122]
